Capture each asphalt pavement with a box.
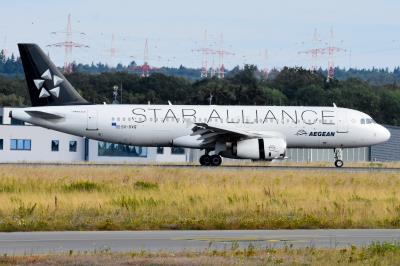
[1,229,400,255]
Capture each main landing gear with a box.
[199,152,222,167]
[334,148,344,168]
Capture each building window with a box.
[0,139,3,150]
[10,139,31,150]
[23,140,31,150]
[51,140,59,151]
[98,142,147,157]
[10,139,17,150]
[69,141,77,152]
[10,118,24,125]
[0,116,3,124]
[171,147,185,155]
[157,147,164,154]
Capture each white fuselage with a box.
[12,104,390,149]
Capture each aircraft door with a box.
[87,109,98,131]
[336,109,348,133]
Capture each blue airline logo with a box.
[295,130,335,137]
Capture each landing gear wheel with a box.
[335,160,344,168]
[199,155,211,166]
[333,148,344,168]
[210,155,222,166]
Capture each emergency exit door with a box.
[87,110,98,131]
[336,109,348,133]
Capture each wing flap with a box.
[194,123,281,139]
[190,122,284,147]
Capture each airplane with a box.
[10,44,391,167]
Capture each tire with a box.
[210,155,222,166]
[199,155,211,166]
[335,160,344,168]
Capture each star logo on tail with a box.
[33,69,63,98]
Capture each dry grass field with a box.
[2,242,400,265]
[0,165,399,231]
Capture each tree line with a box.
[2,48,400,84]
[1,64,400,125]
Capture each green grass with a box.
[0,165,400,231]
[133,180,159,190]
[63,180,101,192]
[2,242,400,265]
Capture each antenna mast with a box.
[47,14,89,74]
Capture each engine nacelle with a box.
[233,138,286,160]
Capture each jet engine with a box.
[221,138,286,160]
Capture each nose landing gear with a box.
[334,148,344,168]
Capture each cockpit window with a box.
[361,118,376,125]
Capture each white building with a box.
[0,107,188,163]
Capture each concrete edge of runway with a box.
[0,162,399,172]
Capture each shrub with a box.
[134,181,159,190]
[63,181,100,192]
[366,241,400,256]
[112,195,162,210]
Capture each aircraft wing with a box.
[191,122,283,147]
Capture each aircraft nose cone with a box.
[376,125,391,144]
[382,126,391,142]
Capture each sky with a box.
[1,0,400,70]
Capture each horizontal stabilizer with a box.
[25,110,64,120]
